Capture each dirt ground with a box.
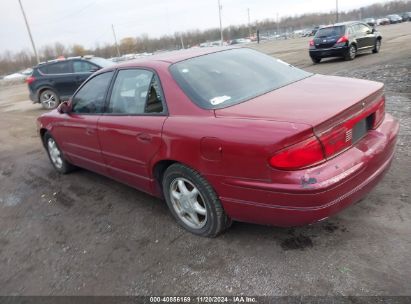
[0,22,410,296]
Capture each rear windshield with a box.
[169,48,312,109]
[315,26,345,37]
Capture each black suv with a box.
[309,22,382,64]
[27,56,114,109]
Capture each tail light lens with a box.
[319,125,351,158]
[336,35,348,44]
[26,76,36,84]
[269,137,325,170]
[309,39,315,46]
[372,97,385,129]
[269,95,386,171]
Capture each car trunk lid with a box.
[215,74,385,160]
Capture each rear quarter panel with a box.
[154,116,314,181]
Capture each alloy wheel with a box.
[376,40,381,52]
[47,138,63,169]
[169,178,207,229]
[41,92,58,109]
[350,45,356,59]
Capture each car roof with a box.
[114,46,238,67]
[332,21,361,26]
[34,56,95,68]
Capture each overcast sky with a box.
[0,0,391,53]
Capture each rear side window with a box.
[108,69,164,115]
[73,60,97,73]
[315,26,345,37]
[39,61,71,74]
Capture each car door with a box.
[360,23,375,49]
[356,24,373,50]
[97,68,168,193]
[41,61,77,99]
[52,71,115,175]
[72,60,99,88]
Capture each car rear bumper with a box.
[309,46,347,58]
[207,114,399,227]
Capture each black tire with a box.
[43,132,75,174]
[310,56,321,64]
[372,39,381,53]
[344,44,356,61]
[40,89,60,110]
[162,163,230,237]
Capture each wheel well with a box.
[153,160,178,197]
[40,128,48,147]
[37,87,57,100]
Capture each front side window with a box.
[359,24,371,33]
[108,69,164,115]
[73,60,98,73]
[71,71,114,114]
[170,48,312,109]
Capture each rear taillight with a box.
[319,96,385,157]
[309,39,315,46]
[269,95,386,170]
[26,76,36,85]
[372,97,385,129]
[336,35,348,44]
[319,125,351,158]
[269,137,325,170]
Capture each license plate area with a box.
[352,115,373,143]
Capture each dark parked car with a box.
[26,56,114,109]
[309,21,382,63]
[387,14,402,24]
[401,12,411,21]
[37,47,399,237]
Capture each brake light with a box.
[26,76,36,85]
[319,125,351,158]
[309,39,315,46]
[336,35,348,43]
[373,97,385,129]
[269,137,325,170]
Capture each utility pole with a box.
[18,0,40,64]
[111,24,121,57]
[218,0,223,46]
[336,0,339,23]
[247,8,251,38]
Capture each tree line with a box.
[1,0,410,76]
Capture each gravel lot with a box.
[0,22,410,296]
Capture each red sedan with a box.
[37,48,399,237]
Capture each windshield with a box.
[315,26,345,37]
[169,48,312,109]
[89,57,115,68]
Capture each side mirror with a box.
[57,101,71,114]
[89,67,100,73]
[371,28,376,33]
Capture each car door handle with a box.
[137,133,151,142]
